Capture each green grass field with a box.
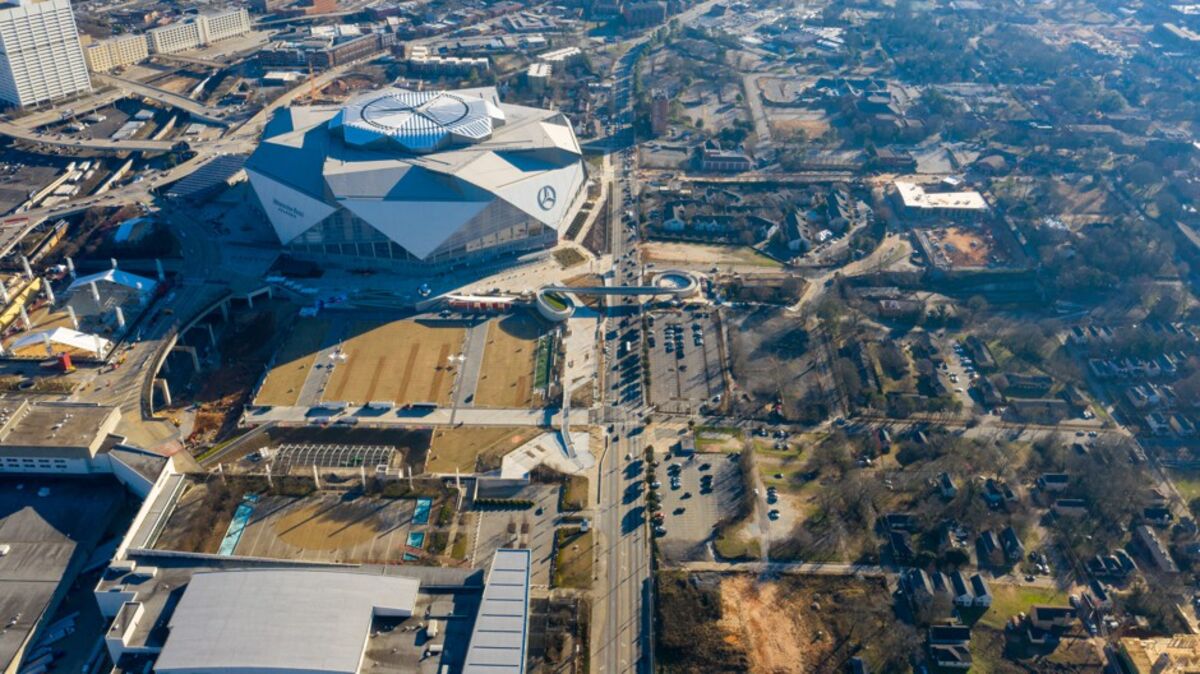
[978,584,1070,630]
[553,528,594,589]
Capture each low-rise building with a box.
[148,8,251,54]
[700,148,752,173]
[84,34,149,73]
[892,181,988,221]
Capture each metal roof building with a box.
[462,548,531,674]
[154,569,420,674]
[245,86,586,273]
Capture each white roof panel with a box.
[463,549,530,674]
[156,569,419,674]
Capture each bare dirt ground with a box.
[273,501,383,551]
[234,493,416,564]
[642,242,782,272]
[426,426,544,474]
[715,575,903,674]
[927,225,995,267]
[718,575,813,674]
[474,315,545,407]
[255,318,329,406]
[324,320,465,405]
[767,110,832,139]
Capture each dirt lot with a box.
[767,109,832,139]
[726,307,833,423]
[658,572,912,674]
[926,225,996,268]
[426,426,544,474]
[474,315,546,408]
[255,318,329,406]
[324,319,465,405]
[642,242,781,272]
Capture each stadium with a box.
[245,86,587,272]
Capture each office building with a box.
[0,0,91,107]
[147,8,250,54]
[84,33,148,73]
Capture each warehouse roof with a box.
[894,181,988,211]
[155,569,420,674]
[462,548,531,674]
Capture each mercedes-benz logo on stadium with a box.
[537,185,557,211]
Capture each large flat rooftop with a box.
[0,402,120,458]
[99,555,482,674]
[0,477,124,671]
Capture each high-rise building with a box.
[84,33,149,73]
[0,0,91,108]
[147,8,250,54]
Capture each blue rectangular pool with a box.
[217,494,259,556]
[406,530,425,549]
[412,497,432,525]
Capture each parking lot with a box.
[652,451,743,563]
[945,337,984,413]
[646,311,726,414]
[471,483,560,586]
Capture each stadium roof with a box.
[330,88,505,154]
[463,548,531,674]
[245,86,585,261]
[155,569,420,674]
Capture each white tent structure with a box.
[9,327,111,358]
[67,269,158,297]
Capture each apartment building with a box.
[84,33,148,73]
[147,7,250,54]
[0,0,91,107]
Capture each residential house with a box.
[1053,498,1088,516]
[1134,524,1179,572]
[969,574,992,608]
[1037,473,1070,493]
[938,472,957,499]
[928,624,972,670]
[1000,527,1025,564]
[978,530,1003,567]
[888,530,914,564]
[949,571,974,607]
[1029,605,1076,631]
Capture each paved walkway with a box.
[242,404,591,428]
[452,320,489,409]
[679,560,888,578]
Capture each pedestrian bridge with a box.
[536,270,699,321]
